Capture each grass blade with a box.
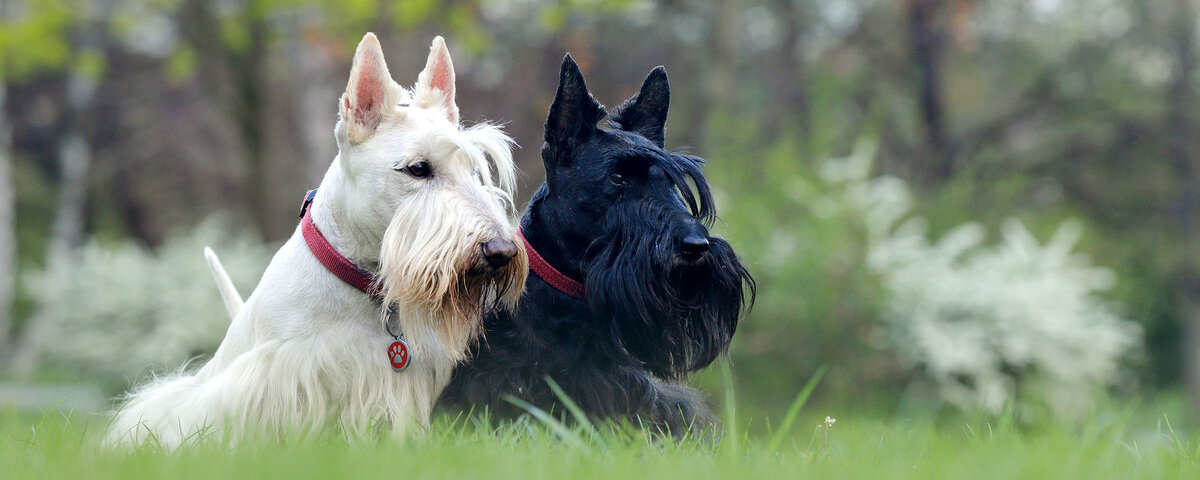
[502,395,592,453]
[720,361,739,457]
[1162,414,1197,465]
[544,376,607,449]
[766,365,827,453]
[543,376,596,432]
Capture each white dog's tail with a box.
[204,247,243,318]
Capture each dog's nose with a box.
[679,235,710,262]
[481,239,518,269]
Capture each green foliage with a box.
[699,118,891,415]
[445,3,489,55]
[73,48,106,79]
[164,44,197,84]
[0,1,73,81]
[393,0,439,30]
[219,14,252,54]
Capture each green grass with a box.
[2,369,1197,479]
[3,402,1198,479]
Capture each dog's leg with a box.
[582,368,716,439]
[539,366,718,439]
[204,246,243,318]
[445,332,719,439]
[644,378,718,440]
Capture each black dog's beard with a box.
[583,207,755,380]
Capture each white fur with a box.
[107,34,523,448]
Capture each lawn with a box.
[3,389,1199,479]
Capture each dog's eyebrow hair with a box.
[410,125,517,197]
[613,148,667,165]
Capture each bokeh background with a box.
[0,0,1196,428]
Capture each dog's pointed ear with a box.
[610,66,669,147]
[339,33,403,143]
[545,54,605,151]
[414,36,459,124]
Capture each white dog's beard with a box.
[375,201,527,352]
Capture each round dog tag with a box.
[387,339,410,371]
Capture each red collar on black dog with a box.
[299,189,383,299]
[516,226,586,300]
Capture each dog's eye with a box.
[401,161,432,179]
[609,173,625,185]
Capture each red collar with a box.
[516,226,585,300]
[300,190,382,299]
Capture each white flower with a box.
[819,146,1141,420]
[26,216,274,386]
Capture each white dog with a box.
[107,33,527,448]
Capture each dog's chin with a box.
[466,247,529,312]
[584,235,754,380]
[381,250,527,347]
[458,263,527,315]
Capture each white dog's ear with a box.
[339,33,402,143]
[414,36,459,124]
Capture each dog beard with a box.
[375,192,527,350]
[582,206,755,380]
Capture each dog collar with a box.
[299,189,383,299]
[516,226,586,300]
[299,189,411,371]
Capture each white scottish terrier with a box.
[107,33,527,447]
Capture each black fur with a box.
[441,55,755,435]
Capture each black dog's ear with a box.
[610,66,669,147]
[545,54,606,150]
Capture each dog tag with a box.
[387,339,410,371]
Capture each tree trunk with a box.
[285,24,339,185]
[0,82,14,356]
[1182,291,1200,413]
[9,6,104,375]
[906,0,952,186]
[1167,0,1200,414]
[766,0,811,149]
[178,0,274,238]
[699,0,742,134]
[236,9,271,238]
[48,117,91,257]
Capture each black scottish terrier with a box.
[441,55,755,434]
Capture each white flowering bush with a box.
[25,216,273,388]
[824,142,1142,419]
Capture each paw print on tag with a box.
[388,340,410,371]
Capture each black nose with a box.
[679,235,710,262]
[481,239,518,270]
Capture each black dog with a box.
[441,55,755,434]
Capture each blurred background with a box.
[0,0,1196,428]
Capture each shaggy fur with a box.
[440,56,755,435]
[107,34,526,448]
